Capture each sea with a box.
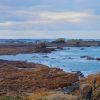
[0,39,100,76]
[0,39,100,43]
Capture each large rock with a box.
[87,73,100,100]
[80,55,95,60]
[96,58,100,61]
[80,84,92,100]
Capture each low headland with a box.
[0,38,100,55]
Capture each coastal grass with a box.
[0,96,22,100]
[0,96,30,100]
[29,91,79,100]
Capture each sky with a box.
[0,0,100,39]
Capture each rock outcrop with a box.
[96,58,100,61]
[80,73,100,100]
[87,73,100,100]
[80,84,92,100]
[80,55,95,60]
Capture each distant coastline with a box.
[0,38,100,44]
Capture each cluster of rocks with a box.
[50,38,100,47]
[0,39,100,55]
[29,73,100,100]
[80,55,100,61]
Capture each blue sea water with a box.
[0,46,100,76]
[0,39,54,43]
[0,39,100,43]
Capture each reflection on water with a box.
[0,47,100,76]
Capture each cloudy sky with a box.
[0,0,100,39]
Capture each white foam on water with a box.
[0,47,100,76]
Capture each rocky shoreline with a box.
[0,39,100,100]
[0,39,100,55]
[0,60,99,100]
[0,60,78,98]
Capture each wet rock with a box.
[86,56,95,60]
[96,58,100,61]
[80,55,95,60]
[80,55,88,58]
[72,71,85,78]
[80,48,85,50]
[43,55,48,58]
[62,82,79,94]
[67,48,70,50]
[68,57,73,59]
[56,46,63,50]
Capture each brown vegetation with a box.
[0,60,78,96]
[29,91,79,100]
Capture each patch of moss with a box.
[0,96,22,100]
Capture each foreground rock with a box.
[0,60,99,100]
[80,84,92,100]
[0,60,78,96]
[80,73,100,100]
[87,73,100,100]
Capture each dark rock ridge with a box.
[50,39,100,47]
[80,55,95,60]
[80,55,100,61]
